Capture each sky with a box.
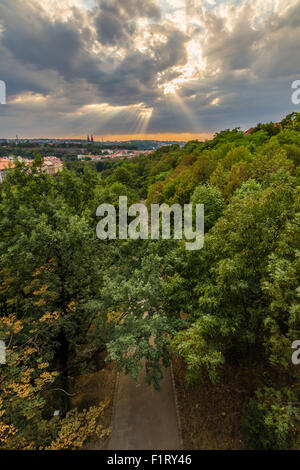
[0,0,300,140]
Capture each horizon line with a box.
[1,132,215,142]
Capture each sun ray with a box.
[165,91,200,133]
[134,108,153,135]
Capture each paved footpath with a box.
[108,363,181,450]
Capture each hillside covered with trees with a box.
[0,112,299,450]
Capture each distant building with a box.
[42,156,63,175]
[0,156,63,179]
[77,149,154,161]
[78,154,103,161]
[0,158,15,182]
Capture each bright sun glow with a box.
[163,83,178,95]
[160,40,206,97]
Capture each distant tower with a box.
[91,135,94,144]
[87,135,90,143]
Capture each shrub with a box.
[242,387,299,450]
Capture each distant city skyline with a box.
[0,132,213,142]
[0,0,299,139]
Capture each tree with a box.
[0,164,111,448]
[101,239,177,389]
[172,175,297,384]
[191,184,225,231]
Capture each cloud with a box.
[201,8,260,73]
[96,0,161,47]
[0,0,299,138]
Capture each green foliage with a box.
[171,176,297,385]
[251,122,281,138]
[172,316,225,384]
[242,388,299,450]
[191,185,225,230]
[0,164,111,448]
[101,239,176,389]
[262,211,300,372]
[109,166,135,187]
[1,112,300,448]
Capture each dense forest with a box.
[0,112,299,450]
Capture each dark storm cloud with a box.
[200,2,300,80]
[202,9,261,72]
[96,10,133,46]
[0,0,299,137]
[0,1,83,77]
[75,24,188,107]
[0,0,95,103]
[0,0,187,109]
[253,2,300,79]
[95,0,161,46]
[94,27,187,103]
